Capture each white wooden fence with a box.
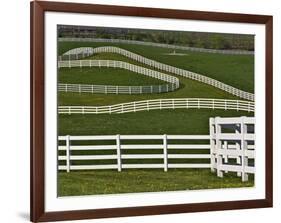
[209,116,255,181]
[58,134,211,172]
[58,98,254,114]
[58,37,254,55]
[58,83,174,94]
[59,46,254,101]
[58,116,255,181]
[58,59,179,94]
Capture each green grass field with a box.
[58,169,254,196]
[59,41,254,92]
[57,40,255,197]
[59,109,252,135]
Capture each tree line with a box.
[58,25,254,51]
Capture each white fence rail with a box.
[58,134,211,172]
[59,46,254,101]
[59,37,254,55]
[209,116,255,181]
[58,59,179,94]
[58,98,254,114]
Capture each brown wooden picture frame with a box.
[30,1,273,222]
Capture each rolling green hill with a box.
[59,41,254,92]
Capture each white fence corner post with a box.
[116,134,122,172]
[215,117,223,178]
[66,135,70,173]
[163,134,168,172]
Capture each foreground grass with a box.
[59,109,253,135]
[58,169,254,196]
[58,41,254,92]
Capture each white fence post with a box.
[116,134,122,172]
[235,124,242,177]
[66,135,70,173]
[223,140,228,173]
[241,117,249,182]
[163,134,168,172]
[134,102,136,112]
[209,118,215,172]
[223,141,228,163]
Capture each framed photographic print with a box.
[30,1,273,222]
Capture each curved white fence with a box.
[59,98,254,114]
[59,59,179,94]
[60,46,254,101]
[59,37,254,55]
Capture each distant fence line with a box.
[60,47,254,101]
[58,98,255,115]
[58,59,179,94]
[58,83,174,94]
[58,37,254,55]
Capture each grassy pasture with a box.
[57,41,255,196]
[58,41,254,92]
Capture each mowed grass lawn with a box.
[58,169,254,196]
[58,41,254,92]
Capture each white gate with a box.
[209,116,255,181]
